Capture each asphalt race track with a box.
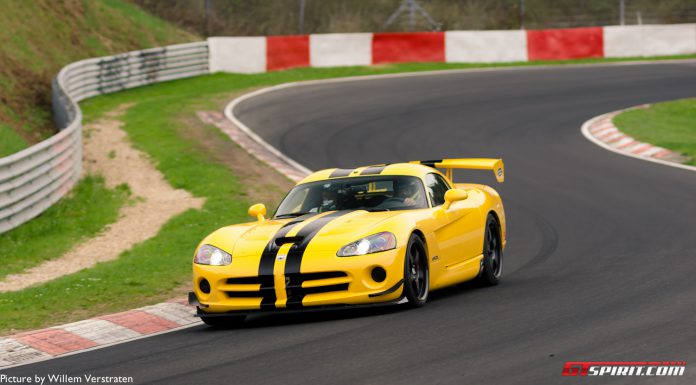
[7,62,696,384]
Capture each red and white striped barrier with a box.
[604,24,696,57]
[208,24,696,73]
[209,37,266,73]
[310,33,372,67]
[446,30,527,63]
[527,27,604,60]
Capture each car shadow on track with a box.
[196,280,485,331]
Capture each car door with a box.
[424,173,482,268]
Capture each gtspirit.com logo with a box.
[562,361,686,376]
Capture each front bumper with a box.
[191,246,405,313]
[190,283,406,317]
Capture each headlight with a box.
[337,232,396,257]
[194,244,232,266]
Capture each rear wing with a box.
[410,158,504,183]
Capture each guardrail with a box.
[2,24,695,234]
[0,41,209,234]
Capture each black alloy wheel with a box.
[403,234,429,307]
[478,214,503,286]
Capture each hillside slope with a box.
[0,0,197,157]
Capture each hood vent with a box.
[274,236,304,246]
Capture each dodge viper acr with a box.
[189,159,506,326]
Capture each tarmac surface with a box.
[6,61,696,384]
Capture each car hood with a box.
[215,210,408,258]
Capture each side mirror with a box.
[442,189,468,210]
[248,203,267,222]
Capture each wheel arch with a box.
[487,210,500,226]
[487,209,504,245]
[410,228,429,258]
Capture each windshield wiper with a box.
[366,208,390,212]
[275,212,311,218]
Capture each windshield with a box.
[275,176,429,217]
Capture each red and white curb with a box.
[581,106,694,172]
[8,67,692,370]
[198,110,311,182]
[0,299,199,368]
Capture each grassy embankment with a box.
[614,98,696,166]
[0,0,196,157]
[0,0,195,291]
[2,55,696,334]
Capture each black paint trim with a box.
[417,159,443,168]
[196,296,405,318]
[256,213,317,310]
[329,168,354,178]
[360,165,389,175]
[284,210,353,309]
[368,279,404,298]
[226,277,260,285]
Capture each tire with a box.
[200,314,246,328]
[478,214,503,286]
[403,234,429,307]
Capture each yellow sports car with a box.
[189,158,506,326]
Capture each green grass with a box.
[0,176,130,281]
[0,0,196,74]
[0,0,196,156]
[614,98,696,166]
[3,56,696,334]
[0,123,27,157]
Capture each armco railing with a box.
[2,25,695,234]
[0,41,209,234]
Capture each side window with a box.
[425,174,451,207]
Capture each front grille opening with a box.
[301,271,347,280]
[225,276,265,298]
[225,289,269,298]
[226,276,261,285]
[275,236,304,246]
[289,271,350,296]
[301,283,349,295]
[224,272,350,299]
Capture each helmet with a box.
[394,178,418,196]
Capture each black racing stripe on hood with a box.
[284,210,354,308]
[329,168,354,178]
[257,213,317,310]
[360,165,389,175]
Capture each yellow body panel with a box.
[192,161,506,314]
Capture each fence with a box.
[2,24,695,234]
[0,41,209,234]
[210,24,696,73]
